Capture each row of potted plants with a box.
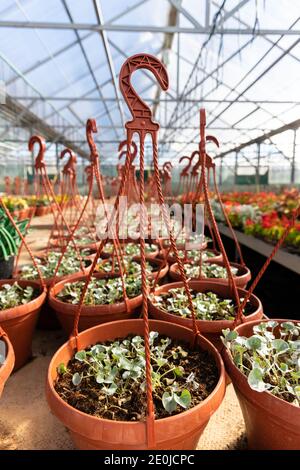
[211,190,300,253]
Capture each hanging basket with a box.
[46,319,225,450]
[48,272,143,335]
[0,279,46,370]
[222,318,300,450]
[148,280,262,351]
[161,248,223,265]
[169,260,251,288]
[0,332,15,398]
[46,54,227,451]
[95,256,169,282]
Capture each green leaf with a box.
[72,372,82,386]
[162,392,177,413]
[57,363,67,375]
[174,366,184,377]
[75,350,87,362]
[282,322,295,332]
[222,329,238,342]
[272,339,289,354]
[248,368,269,392]
[174,389,191,409]
[102,382,117,396]
[246,335,262,351]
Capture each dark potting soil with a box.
[55,335,219,422]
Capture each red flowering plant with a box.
[213,190,300,253]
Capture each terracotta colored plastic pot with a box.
[48,273,143,335]
[0,333,15,398]
[222,318,300,450]
[49,238,101,251]
[0,280,47,370]
[16,259,92,288]
[148,280,263,352]
[161,249,222,265]
[46,319,226,450]
[96,257,169,281]
[162,240,208,252]
[169,260,251,289]
[28,206,36,218]
[101,240,159,260]
[35,206,48,217]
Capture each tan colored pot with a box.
[148,280,263,351]
[0,280,46,370]
[0,333,15,398]
[48,273,143,335]
[169,260,251,289]
[223,318,300,450]
[46,319,226,450]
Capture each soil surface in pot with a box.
[150,288,255,321]
[55,333,219,421]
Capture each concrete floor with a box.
[0,213,247,450]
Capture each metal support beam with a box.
[1,21,300,35]
[60,0,119,137]
[234,151,238,185]
[256,143,261,190]
[92,0,125,127]
[219,159,223,186]
[216,118,300,159]
[291,129,297,184]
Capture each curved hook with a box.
[119,53,169,132]
[118,140,138,162]
[163,161,173,171]
[179,155,192,177]
[28,135,46,170]
[60,148,77,175]
[86,119,98,164]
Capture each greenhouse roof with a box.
[0,0,299,175]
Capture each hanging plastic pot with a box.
[96,256,169,282]
[46,318,226,450]
[0,330,15,398]
[169,260,251,288]
[48,272,143,335]
[161,248,223,265]
[148,280,262,351]
[222,318,300,450]
[0,279,46,370]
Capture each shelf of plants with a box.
[0,53,299,452]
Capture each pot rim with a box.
[223,317,300,414]
[0,279,47,320]
[0,333,15,381]
[169,260,250,280]
[46,318,226,427]
[15,258,92,288]
[48,272,143,314]
[148,280,262,329]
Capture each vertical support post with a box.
[205,0,211,27]
[234,151,238,186]
[256,143,261,191]
[291,129,297,184]
[176,32,180,98]
[219,158,223,187]
[55,142,59,174]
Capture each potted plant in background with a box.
[169,259,251,288]
[222,319,300,449]
[0,207,28,278]
[49,273,144,334]
[148,280,262,350]
[0,279,46,370]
